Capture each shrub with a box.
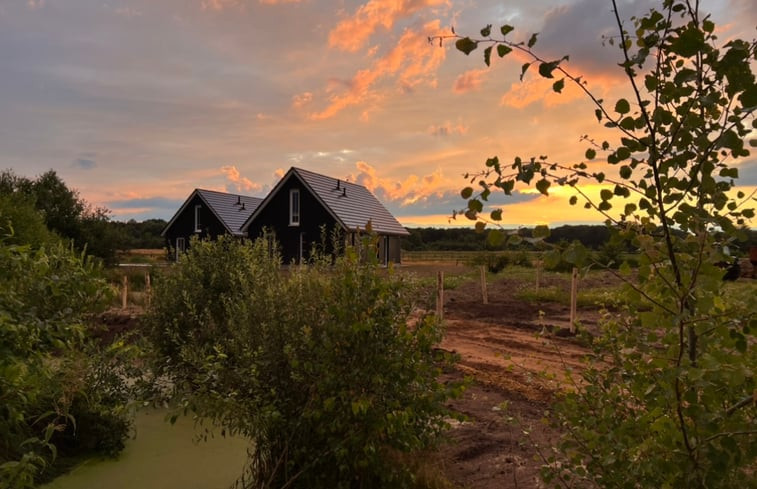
[147,235,460,488]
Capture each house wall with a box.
[246,177,342,264]
[163,194,228,256]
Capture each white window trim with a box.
[176,237,185,261]
[194,205,202,232]
[289,189,300,226]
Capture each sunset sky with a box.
[1,0,755,228]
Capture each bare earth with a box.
[408,263,616,489]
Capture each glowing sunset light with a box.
[0,0,753,227]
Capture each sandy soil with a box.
[404,263,617,489]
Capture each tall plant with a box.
[436,0,756,486]
[147,235,459,488]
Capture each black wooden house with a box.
[161,188,262,260]
[241,167,409,265]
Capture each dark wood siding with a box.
[163,194,228,255]
[246,177,343,264]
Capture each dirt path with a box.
[421,266,614,489]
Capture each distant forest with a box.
[402,225,757,253]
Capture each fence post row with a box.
[570,267,578,334]
[436,271,444,321]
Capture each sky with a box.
[1,0,755,228]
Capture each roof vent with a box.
[336,179,341,190]
[240,202,246,210]
[235,195,241,206]
[342,188,347,197]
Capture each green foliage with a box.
[147,235,459,488]
[0,232,132,488]
[438,1,757,486]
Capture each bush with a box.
[147,235,460,488]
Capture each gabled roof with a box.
[241,167,409,236]
[161,188,263,237]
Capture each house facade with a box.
[161,189,262,260]
[241,168,408,265]
[163,167,409,264]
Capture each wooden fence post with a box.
[569,267,578,333]
[121,275,128,310]
[145,272,151,307]
[436,271,444,321]
[480,265,488,304]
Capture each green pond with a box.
[42,409,250,489]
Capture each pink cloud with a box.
[348,161,448,206]
[428,121,468,137]
[220,165,262,193]
[310,21,446,120]
[329,0,449,53]
[453,68,487,94]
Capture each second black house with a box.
[241,167,409,265]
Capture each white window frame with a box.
[176,237,186,261]
[289,189,300,226]
[194,205,202,232]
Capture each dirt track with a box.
[405,263,613,489]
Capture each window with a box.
[289,189,300,226]
[176,237,185,261]
[194,205,202,232]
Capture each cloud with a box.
[328,0,449,53]
[347,161,450,207]
[292,91,313,109]
[310,20,446,120]
[27,0,44,10]
[499,75,583,109]
[201,0,241,10]
[220,165,262,193]
[72,157,97,170]
[453,68,487,93]
[428,121,468,137]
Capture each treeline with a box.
[1,169,167,265]
[403,225,757,253]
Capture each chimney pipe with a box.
[241,202,246,210]
[235,195,241,205]
[342,188,346,197]
[336,179,341,190]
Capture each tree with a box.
[0,169,122,265]
[437,0,756,486]
[147,235,459,488]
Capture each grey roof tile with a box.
[196,189,262,234]
[293,167,409,236]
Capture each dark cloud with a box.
[383,189,539,217]
[106,197,183,210]
[72,157,96,170]
[537,0,657,80]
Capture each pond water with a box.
[42,409,250,489]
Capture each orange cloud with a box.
[310,20,446,120]
[453,68,487,93]
[348,161,448,206]
[220,165,262,193]
[499,74,584,109]
[201,0,239,10]
[329,0,449,53]
[428,121,468,137]
[292,91,313,109]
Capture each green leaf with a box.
[461,187,474,199]
[569,196,578,205]
[600,189,613,201]
[552,78,565,93]
[620,165,632,179]
[536,178,551,195]
[615,99,631,114]
[475,221,486,233]
[585,148,596,160]
[538,60,559,79]
[455,37,478,55]
[533,225,550,239]
[468,198,483,212]
[484,46,492,66]
[520,63,531,81]
[487,229,504,247]
[497,44,512,57]
[490,208,503,221]
[480,24,492,37]
[595,109,602,122]
[527,33,538,48]
[500,25,514,36]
